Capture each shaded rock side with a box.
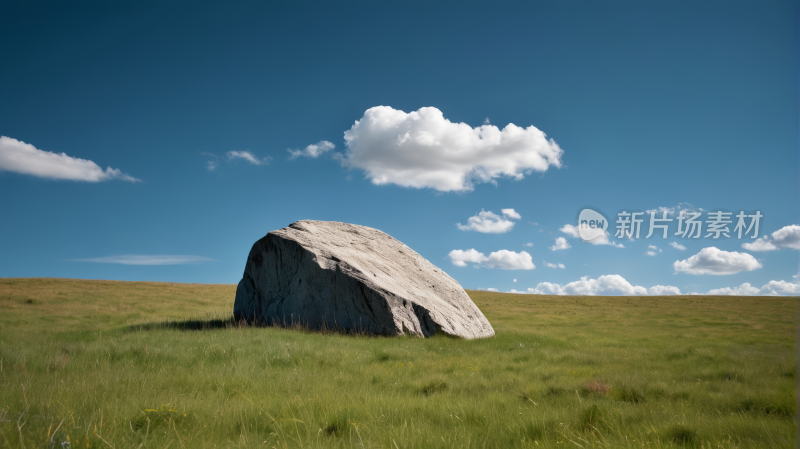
[233,220,494,339]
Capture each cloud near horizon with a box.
[511,274,681,296]
[71,255,215,265]
[340,106,563,192]
[0,136,140,182]
[457,209,520,233]
[673,247,761,275]
[448,249,534,270]
[705,280,800,296]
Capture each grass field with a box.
[0,278,795,448]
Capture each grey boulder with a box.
[233,220,494,339]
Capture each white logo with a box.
[578,208,608,242]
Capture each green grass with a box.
[0,277,795,448]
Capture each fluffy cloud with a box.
[288,140,335,160]
[524,243,533,247]
[648,285,682,295]
[673,247,762,275]
[227,150,271,165]
[559,224,624,247]
[501,208,521,220]
[543,261,565,269]
[448,249,534,270]
[0,136,140,182]
[340,106,563,192]
[71,255,214,265]
[669,242,687,251]
[549,237,571,251]
[524,275,681,296]
[447,249,487,267]
[457,209,520,233]
[646,245,662,256]
[741,225,800,251]
[705,280,800,296]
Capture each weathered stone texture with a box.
[233,220,494,339]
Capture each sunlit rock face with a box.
[233,220,495,339]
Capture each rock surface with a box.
[234,220,495,339]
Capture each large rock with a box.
[233,220,494,339]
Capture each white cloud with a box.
[759,280,800,295]
[524,274,680,296]
[501,208,521,220]
[741,237,777,252]
[559,224,624,247]
[646,245,662,256]
[447,249,487,267]
[207,160,219,171]
[673,247,762,275]
[648,285,682,295]
[0,136,140,182]
[669,242,687,251]
[549,237,571,251]
[704,280,800,296]
[513,279,517,283]
[448,249,534,270]
[288,140,336,160]
[484,250,535,270]
[71,255,214,265]
[340,106,563,192]
[227,150,271,165]
[457,209,519,233]
[477,287,498,292]
[741,225,800,252]
[524,243,533,247]
[706,283,761,296]
[543,260,565,269]
[646,203,704,217]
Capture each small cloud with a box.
[288,140,335,160]
[742,225,800,252]
[530,222,539,226]
[646,245,662,256]
[227,150,271,165]
[523,242,533,247]
[478,287,498,292]
[207,160,219,171]
[457,209,518,234]
[559,224,624,247]
[449,249,534,270]
[0,136,140,182]
[673,247,762,275]
[501,208,521,220]
[543,261,565,269]
[513,279,517,283]
[71,255,215,266]
[669,242,687,251]
[549,237,571,251]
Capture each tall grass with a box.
[0,278,795,448]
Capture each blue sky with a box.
[1,1,798,295]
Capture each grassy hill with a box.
[0,278,795,448]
